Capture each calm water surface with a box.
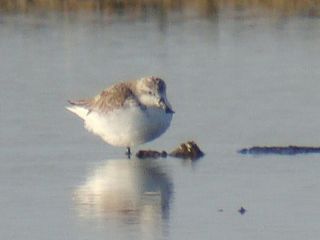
[1,11,320,239]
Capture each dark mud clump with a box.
[136,150,167,159]
[136,141,204,160]
[169,141,204,160]
[239,146,320,155]
[238,206,246,215]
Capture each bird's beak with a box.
[159,97,175,114]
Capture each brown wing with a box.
[68,82,141,114]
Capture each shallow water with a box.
[1,10,320,239]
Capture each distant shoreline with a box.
[0,0,319,18]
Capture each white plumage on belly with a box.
[66,105,172,147]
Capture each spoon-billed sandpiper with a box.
[66,76,174,157]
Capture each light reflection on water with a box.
[74,158,172,236]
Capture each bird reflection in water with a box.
[73,158,172,228]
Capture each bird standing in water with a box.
[66,76,174,158]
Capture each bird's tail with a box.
[66,99,90,120]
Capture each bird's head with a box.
[136,76,174,114]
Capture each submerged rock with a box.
[169,141,204,160]
[239,146,320,155]
[136,141,204,160]
[238,207,246,215]
[136,150,167,159]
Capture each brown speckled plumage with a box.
[68,77,160,114]
[91,82,140,113]
[144,77,166,93]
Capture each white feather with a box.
[67,105,172,147]
[65,106,88,120]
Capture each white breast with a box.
[83,106,172,147]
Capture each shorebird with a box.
[66,76,174,157]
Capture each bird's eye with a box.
[148,91,152,95]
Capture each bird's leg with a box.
[126,147,131,159]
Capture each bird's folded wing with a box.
[68,83,141,114]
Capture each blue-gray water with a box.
[1,11,320,239]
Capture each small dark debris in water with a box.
[169,141,204,160]
[239,146,320,155]
[136,141,204,160]
[136,150,167,159]
[218,209,224,212]
[238,207,246,215]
